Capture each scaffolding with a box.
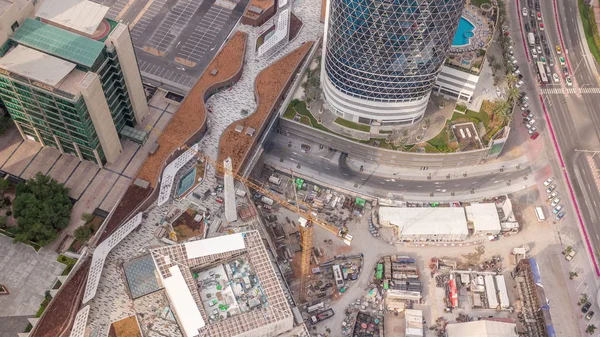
[513,259,553,337]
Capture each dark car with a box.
[530,132,540,140]
[535,35,540,44]
[528,0,533,7]
[525,23,530,32]
[587,311,595,320]
[530,19,536,28]
[582,302,592,313]
[518,74,524,79]
[563,67,569,76]
[556,212,566,220]
[535,2,540,11]
[540,34,546,42]
[545,47,550,55]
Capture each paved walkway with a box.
[0,235,63,317]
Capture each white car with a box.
[537,46,542,54]
[553,205,563,214]
[566,76,573,87]
[551,198,561,207]
[526,122,535,129]
[528,127,537,134]
[528,119,536,125]
[523,7,528,16]
[531,48,538,58]
[544,177,554,186]
[547,191,558,200]
[513,69,521,75]
[552,73,560,83]
[546,185,556,193]
[515,80,524,88]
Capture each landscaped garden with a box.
[578,0,600,65]
[419,101,510,153]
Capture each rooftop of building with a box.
[465,203,501,232]
[0,44,76,87]
[36,0,109,36]
[12,18,105,68]
[446,320,518,337]
[379,207,469,236]
[0,0,27,16]
[150,231,292,337]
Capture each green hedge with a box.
[579,0,600,65]
[334,117,371,132]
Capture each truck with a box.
[528,32,535,46]
[261,196,274,206]
[269,175,281,185]
[310,309,334,324]
[565,249,576,261]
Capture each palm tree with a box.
[506,74,518,87]
[586,325,596,334]
[492,100,512,125]
[507,87,520,104]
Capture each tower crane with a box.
[201,154,353,302]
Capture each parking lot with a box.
[91,0,247,93]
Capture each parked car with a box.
[556,211,565,220]
[515,80,524,88]
[546,185,556,193]
[521,104,530,111]
[522,110,532,117]
[544,177,554,186]
[525,122,535,129]
[551,198,561,207]
[566,77,573,87]
[528,127,537,134]
[587,311,595,320]
[582,302,592,314]
[553,205,563,214]
[530,132,539,140]
[547,191,558,200]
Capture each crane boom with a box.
[204,155,352,302]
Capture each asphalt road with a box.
[536,0,600,259]
[262,138,533,198]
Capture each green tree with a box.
[80,213,94,223]
[0,179,9,194]
[492,100,513,125]
[0,215,6,228]
[12,173,72,245]
[587,325,596,334]
[74,225,92,243]
[506,87,520,104]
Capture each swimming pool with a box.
[176,167,197,197]
[452,17,475,47]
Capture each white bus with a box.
[535,206,546,221]
[536,62,548,84]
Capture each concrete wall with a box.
[106,23,150,124]
[79,72,122,164]
[278,118,491,168]
[0,0,34,47]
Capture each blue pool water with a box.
[176,167,197,197]
[452,17,475,47]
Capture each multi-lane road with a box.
[262,135,534,200]
[527,0,600,271]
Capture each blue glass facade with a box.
[324,0,464,103]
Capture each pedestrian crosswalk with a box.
[541,87,600,95]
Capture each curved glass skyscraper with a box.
[321,0,464,126]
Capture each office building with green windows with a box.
[0,0,149,167]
